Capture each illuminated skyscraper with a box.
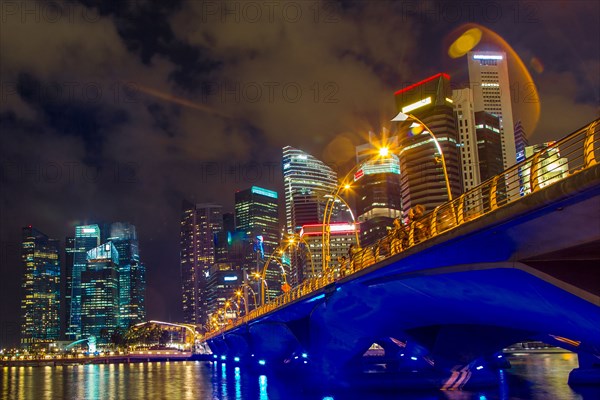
[354,133,402,246]
[235,186,280,300]
[205,263,243,322]
[81,242,120,342]
[180,202,223,327]
[299,223,359,279]
[20,227,60,349]
[67,224,101,340]
[394,73,463,215]
[474,111,504,181]
[514,120,529,161]
[519,142,569,195]
[453,87,481,191]
[63,236,75,339]
[282,146,338,233]
[108,222,145,328]
[467,51,517,169]
[453,88,504,191]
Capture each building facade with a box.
[394,73,463,216]
[234,186,280,301]
[453,87,481,191]
[282,146,338,233]
[205,263,244,323]
[180,202,223,328]
[20,227,61,349]
[519,142,569,195]
[467,51,517,169]
[514,120,529,160]
[63,236,75,339]
[354,136,402,246]
[474,111,504,181]
[81,242,120,342]
[298,223,359,279]
[67,224,101,340]
[108,222,146,328]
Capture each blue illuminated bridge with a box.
[203,120,600,389]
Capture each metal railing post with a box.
[490,175,500,211]
[584,120,598,167]
[530,152,543,193]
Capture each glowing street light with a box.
[391,111,453,201]
[379,146,389,157]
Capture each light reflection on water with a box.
[0,354,598,399]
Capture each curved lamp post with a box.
[391,111,453,202]
[259,235,315,305]
[321,146,392,273]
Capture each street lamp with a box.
[258,235,313,305]
[321,180,360,274]
[391,111,453,202]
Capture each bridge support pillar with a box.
[568,353,600,386]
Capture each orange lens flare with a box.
[448,28,482,59]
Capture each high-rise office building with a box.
[453,88,504,192]
[467,51,517,169]
[215,213,237,263]
[81,242,120,342]
[354,133,402,246]
[108,222,146,328]
[474,111,504,181]
[298,223,359,279]
[514,120,529,161]
[20,227,60,349]
[205,263,243,322]
[63,236,75,339]
[519,142,569,195]
[453,87,481,191]
[282,146,338,233]
[68,224,101,340]
[235,186,280,300]
[394,73,463,215]
[180,202,223,328]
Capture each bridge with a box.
[203,120,600,389]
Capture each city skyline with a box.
[2,1,599,348]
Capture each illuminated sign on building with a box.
[82,228,97,233]
[299,223,357,236]
[401,97,432,113]
[354,169,365,181]
[354,158,400,181]
[251,186,278,199]
[473,54,503,60]
[223,276,238,282]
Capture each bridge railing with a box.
[204,119,599,341]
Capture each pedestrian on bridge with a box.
[408,204,428,244]
[391,217,408,254]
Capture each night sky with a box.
[1,0,598,347]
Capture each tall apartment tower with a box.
[394,73,463,215]
[20,227,60,349]
[467,51,517,169]
[180,202,223,328]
